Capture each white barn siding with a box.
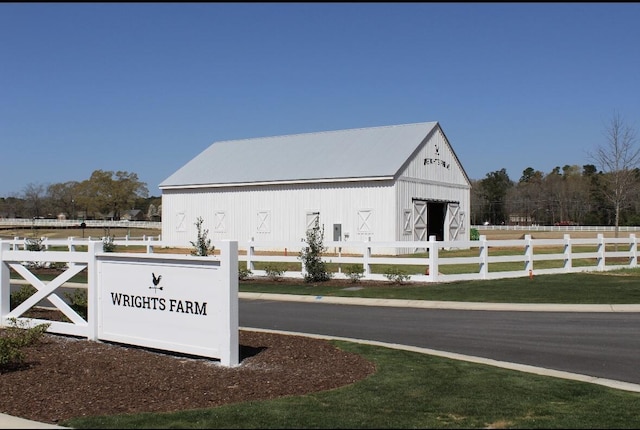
[161,181,397,252]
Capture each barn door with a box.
[412,200,428,252]
[412,201,427,241]
[446,203,464,241]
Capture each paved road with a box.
[239,296,640,388]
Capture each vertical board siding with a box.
[162,181,396,250]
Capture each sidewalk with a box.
[0,414,67,429]
[238,292,640,312]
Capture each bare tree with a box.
[589,112,640,237]
[22,183,46,218]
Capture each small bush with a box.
[264,264,285,281]
[10,285,36,310]
[238,267,253,281]
[470,228,480,241]
[383,267,411,284]
[64,289,88,320]
[0,318,50,371]
[25,237,45,252]
[102,235,116,252]
[344,264,365,283]
[24,237,46,268]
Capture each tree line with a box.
[472,112,640,237]
[0,169,161,221]
[1,113,638,232]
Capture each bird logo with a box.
[150,273,163,292]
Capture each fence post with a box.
[428,235,438,282]
[363,237,372,277]
[524,234,533,275]
[219,240,239,367]
[479,235,488,279]
[563,234,572,271]
[247,237,255,272]
[301,238,306,276]
[87,240,100,341]
[0,241,10,325]
[146,237,154,254]
[597,233,605,271]
[630,234,637,268]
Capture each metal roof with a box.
[159,121,440,189]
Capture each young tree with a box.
[299,223,331,282]
[589,112,640,237]
[190,216,215,256]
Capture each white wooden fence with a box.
[4,233,638,284]
[0,239,240,365]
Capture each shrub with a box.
[264,264,285,281]
[190,216,215,256]
[10,285,36,309]
[0,318,50,371]
[64,289,88,320]
[344,264,365,283]
[383,267,411,284]
[299,224,332,283]
[102,235,116,252]
[238,267,253,281]
[24,237,46,268]
[25,237,45,252]
[470,228,480,241]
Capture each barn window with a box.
[357,209,372,234]
[403,209,412,234]
[306,212,320,231]
[176,212,186,232]
[213,211,226,233]
[256,211,271,233]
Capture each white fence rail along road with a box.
[4,233,639,284]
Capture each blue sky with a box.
[2,3,640,198]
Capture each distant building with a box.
[121,210,145,221]
[159,121,471,254]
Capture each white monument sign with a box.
[96,241,238,366]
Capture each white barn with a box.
[159,121,471,254]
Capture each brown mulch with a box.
[0,326,377,425]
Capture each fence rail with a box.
[3,233,639,283]
[0,218,161,230]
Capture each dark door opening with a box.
[427,201,446,241]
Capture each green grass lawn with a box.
[65,339,640,429]
[57,269,640,429]
[240,268,640,304]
